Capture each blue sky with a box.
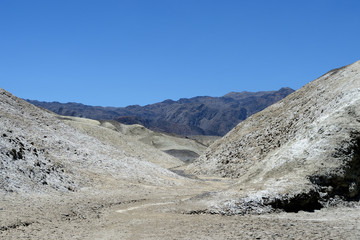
[1,0,360,107]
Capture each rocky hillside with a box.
[0,89,189,193]
[187,61,360,214]
[27,88,294,136]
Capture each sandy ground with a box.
[1,175,360,240]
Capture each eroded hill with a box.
[2,63,360,239]
[59,116,210,164]
[187,61,360,214]
[0,89,190,193]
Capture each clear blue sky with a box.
[1,0,360,107]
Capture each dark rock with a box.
[26,88,294,136]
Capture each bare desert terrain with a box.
[2,175,360,240]
[1,60,360,239]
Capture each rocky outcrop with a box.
[27,88,294,136]
[188,61,360,213]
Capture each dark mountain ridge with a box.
[27,87,295,136]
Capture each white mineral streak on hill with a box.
[188,60,360,213]
[0,89,188,193]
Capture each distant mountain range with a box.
[26,87,295,136]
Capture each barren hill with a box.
[2,66,360,239]
[60,116,208,164]
[0,88,189,193]
[27,88,294,136]
[187,61,360,214]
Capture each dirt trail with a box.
[116,201,179,213]
[2,174,360,239]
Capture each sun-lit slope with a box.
[111,122,208,162]
[187,60,360,213]
[59,116,185,168]
[0,89,188,193]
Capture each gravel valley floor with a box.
[1,175,360,240]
